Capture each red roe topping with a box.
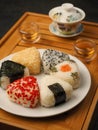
[6,76,40,108]
[60,64,71,72]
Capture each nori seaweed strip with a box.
[0,60,25,83]
[48,83,66,106]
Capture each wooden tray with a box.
[0,12,98,130]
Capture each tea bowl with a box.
[49,3,85,35]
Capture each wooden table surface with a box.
[0,12,98,130]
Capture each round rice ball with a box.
[50,60,80,89]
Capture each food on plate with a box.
[0,48,81,110]
[6,76,40,108]
[12,47,41,74]
[50,60,80,89]
[0,60,29,90]
[39,75,73,107]
[42,49,70,74]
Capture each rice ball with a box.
[39,75,73,107]
[12,47,41,74]
[42,49,70,74]
[6,76,40,108]
[50,60,80,89]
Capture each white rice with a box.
[50,60,80,89]
[39,75,73,107]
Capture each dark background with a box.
[0,0,98,38]
[0,0,98,130]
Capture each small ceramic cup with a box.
[19,22,40,43]
[74,38,97,62]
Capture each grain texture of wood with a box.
[0,12,98,130]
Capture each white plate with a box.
[0,49,91,117]
[49,22,84,37]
